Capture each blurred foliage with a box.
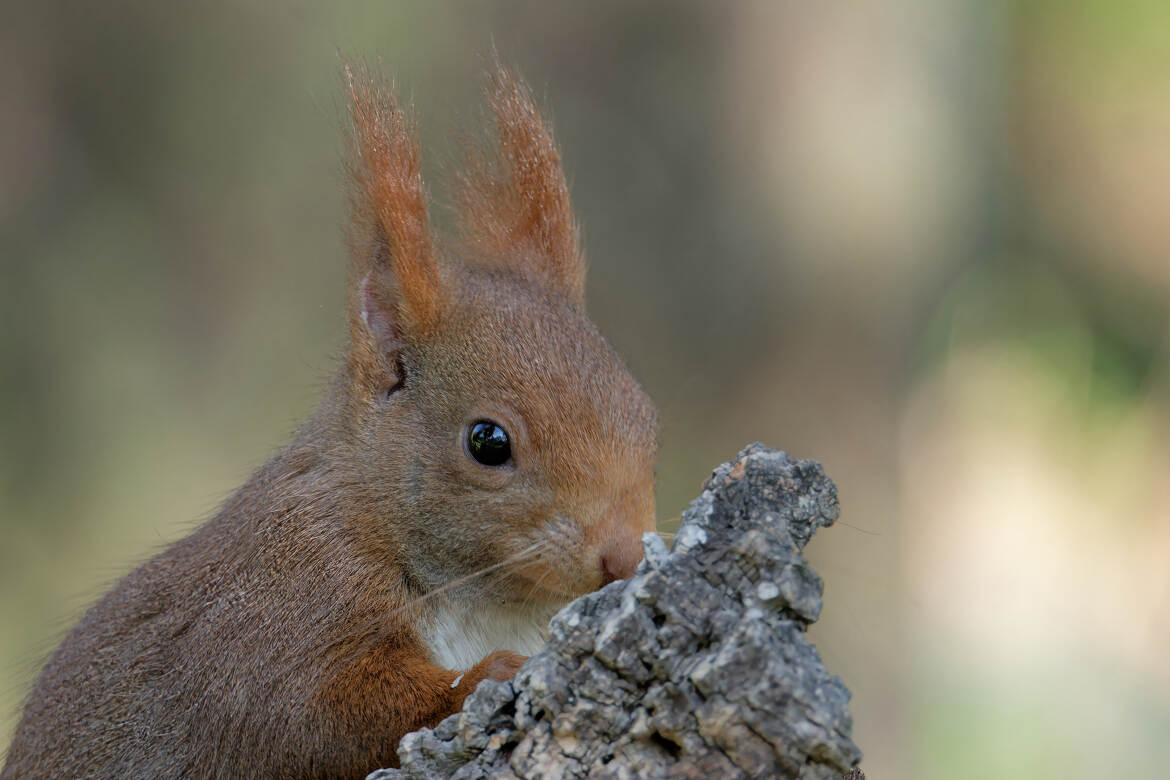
[915,258,1164,419]
[2,2,1169,778]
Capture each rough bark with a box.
[370,444,863,779]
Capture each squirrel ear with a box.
[354,262,407,390]
[456,66,585,306]
[344,63,442,389]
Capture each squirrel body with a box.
[2,64,657,778]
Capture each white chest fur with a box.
[417,595,556,671]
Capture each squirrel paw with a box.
[451,651,529,702]
[480,650,528,682]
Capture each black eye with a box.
[466,421,512,467]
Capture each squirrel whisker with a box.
[387,539,553,621]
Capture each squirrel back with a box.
[2,63,657,778]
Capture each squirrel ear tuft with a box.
[456,65,585,305]
[344,62,442,389]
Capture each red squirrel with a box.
[2,63,658,778]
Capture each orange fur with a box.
[457,66,584,304]
[345,63,441,332]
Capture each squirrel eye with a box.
[466,421,512,467]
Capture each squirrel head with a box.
[336,64,657,606]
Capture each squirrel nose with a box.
[599,540,642,586]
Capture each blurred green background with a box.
[2,1,1169,777]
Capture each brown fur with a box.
[2,63,657,778]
